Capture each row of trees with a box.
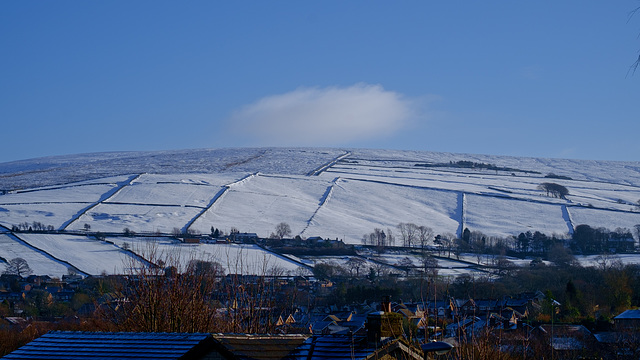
[514,225,638,256]
[538,182,569,199]
[361,227,395,249]
[358,222,635,260]
[397,223,434,248]
[10,222,54,232]
[361,223,437,250]
[571,224,636,254]
[515,231,566,255]
[460,224,638,258]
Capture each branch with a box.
[628,6,640,77]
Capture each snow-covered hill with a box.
[0,147,639,276]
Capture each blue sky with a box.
[1,1,639,163]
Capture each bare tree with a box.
[99,244,221,333]
[594,253,623,272]
[420,254,438,280]
[362,228,389,252]
[369,262,390,282]
[345,257,367,277]
[274,222,292,239]
[187,259,225,278]
[3,258,32,277]
[398,256,414,276]
[172,227,182,237]
[385,227,396,246]
[440,233,457,258]
[221,247,294,333]
[313,261,345,280]
[492,256,516,277]
[398,223,418,247]
[103,243,290,334]
[629,6,640,76]
[417,225,434,249]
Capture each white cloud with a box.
[227,83,419,146]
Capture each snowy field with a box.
[0,234,75,277]
[107,237,306,275]
[67,203,204,234]
[0,148,347,190]
[17,233,134,275]
[0,203,93,231]
[0,183,119,205]
[575,254,640,267]
[568,207,640,232]
[0,147,639,275]
[302,178,461,242]
[191,174,331,236]
[464,194,572,238]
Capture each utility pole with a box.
[551,299,560,360]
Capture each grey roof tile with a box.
[3,331,214,360]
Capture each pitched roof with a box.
[311,320,336,333]
[212,334,310,360]
[289,335,423,360]
[3,331,216,360]
[614,309,640,320]
[397,308,415,318]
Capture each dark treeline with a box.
[461,224,637,257]
[319,255,640,327]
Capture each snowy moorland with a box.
[0,147,639,277]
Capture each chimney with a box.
[381,295,391,313]
[366,297,402,344]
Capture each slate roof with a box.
[285,335,423,360]
[212,334,310,360]
[538,324,595,351]
[4,331,423,360]
[310,320,335,333]
[3,331,216,360]
[614,309,640,320]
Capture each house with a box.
[310,320,337,334]
[231,232,258,243]
[1,317,29,330]
[307,236,324,244]
[459,298,501,316]
[445,316,482,338]
[300,309,422,359]
[0,291,25,302]
[61,274,83,283]
[51,290,75,301]
[613,308,640,331]
[503,298,531,317]
[536,324,599,358]
[595,309,640,357]
[424,299,452,318]
[277,314,297,326]
[293,276,310,288]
